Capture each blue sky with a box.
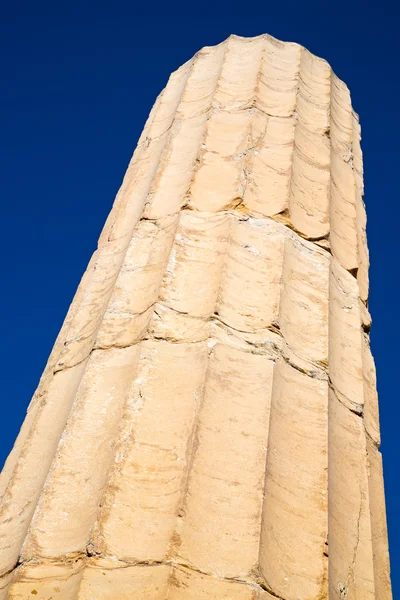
[1,0,398,592]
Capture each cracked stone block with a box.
[0,33,392,599]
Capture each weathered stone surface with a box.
[0,33,392,599]
[259,361,328,600]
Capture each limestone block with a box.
[0,361,87,575]
[216,217,286,331]
[329,257,364,412]
[176,344,273,578]
[21,346,140,559]
[243,116,295,216]
[328,390,375,599]
[92,340,208,561]
[259,360,328,600]
[366,440,393,600]
[6,563,83,600]
[79,562,170,600]
[279,235,329,364]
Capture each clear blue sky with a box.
[1,0,398,592]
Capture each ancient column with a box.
[0,34,392,600]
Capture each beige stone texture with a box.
[0,33,392,599]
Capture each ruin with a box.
[0,34,392,599]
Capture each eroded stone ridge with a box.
[0,33,392,600]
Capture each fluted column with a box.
[0,34,392,600]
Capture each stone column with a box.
[0,34,392,600]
